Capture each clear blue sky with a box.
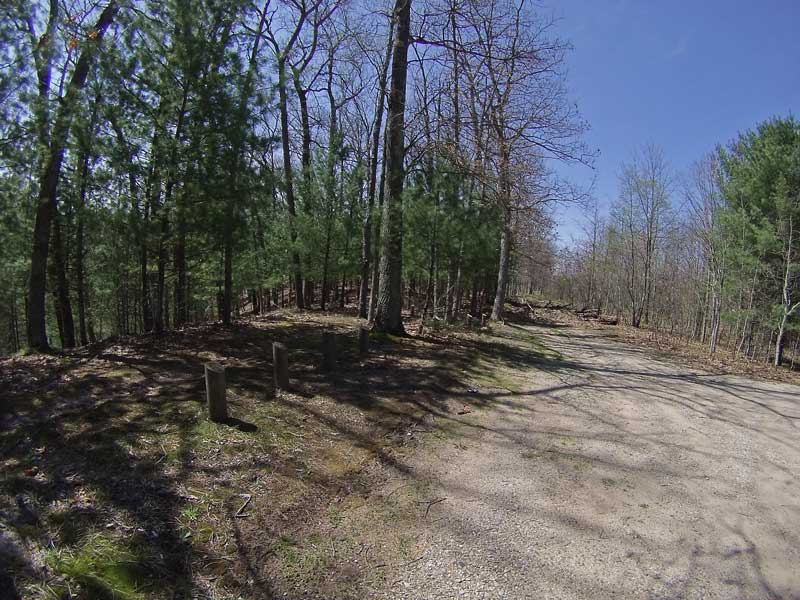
[550,0,800,243]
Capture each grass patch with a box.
[273,534,329,582]
[462,324,562,393]
[47,533,156,600]
[179,503,201,520]
[494,324,562,359]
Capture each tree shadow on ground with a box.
[0,310,563,598]
[2,310,798,598]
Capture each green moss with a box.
[369,331,404,344]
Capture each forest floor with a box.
[0,309,548,599]
[1,308,799,599]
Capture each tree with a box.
[720,117,800,366]
[685,153,727,353]
[453,0,590,321]
[612,145,673,328]
[0,0,591,356]
[26,1,119,351]
[373,0,412,334]
[358,13,394,319]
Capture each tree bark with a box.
[75,149,90,346]
[51,198,76,348]
[277,58,305,308]
[368,141,388,322]
[359,15,395,319]
[491,208,512,321]
[374,0,411,334]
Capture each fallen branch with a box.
[397,553,426,568]
[235,493,252,518]
[419,496,447,518]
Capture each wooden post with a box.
[204,362,227,422]
[273,342,289,390]
[358,326,370,355]
[321,332,337,371]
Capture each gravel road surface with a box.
[381,326,800,599]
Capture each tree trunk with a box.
[174,208,187,326]
[140,191,153,332]
[321,229,332,311]
[277,58,304,308]
[359,15,395,319]
[445,260,455,323]
[374,0,412,334]
[774,317,787,367]
[75,150,90,346]
[708,285,721,354]
[154,203,169,333]
[418,242,435,334]
[74,88,100,346]
[51,210,76,348]
[26,1,118,351]
[9,295,21,353]
[491,208,512,321]
[368,146,388,322]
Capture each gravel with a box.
[375,326,800,599]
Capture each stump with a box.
[321,332,337,371]
[204,362,227,422]
[273,342,289,390]
[358,326,370,355]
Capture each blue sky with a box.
[549,0,800,243]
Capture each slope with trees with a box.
[0,0,589,354]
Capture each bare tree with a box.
[685,153,726,352]
[373,0,412,334]
[358,12,394,319]
[453,0,590,321]
[613,144,673,328]
[265,0,338,308]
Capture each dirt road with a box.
[380,326,800,599]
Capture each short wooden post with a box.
[273,342,289,390]
[204,362,227,422]
[321,332,337,371]
[358,326,370,355]
[480,314,486,328]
